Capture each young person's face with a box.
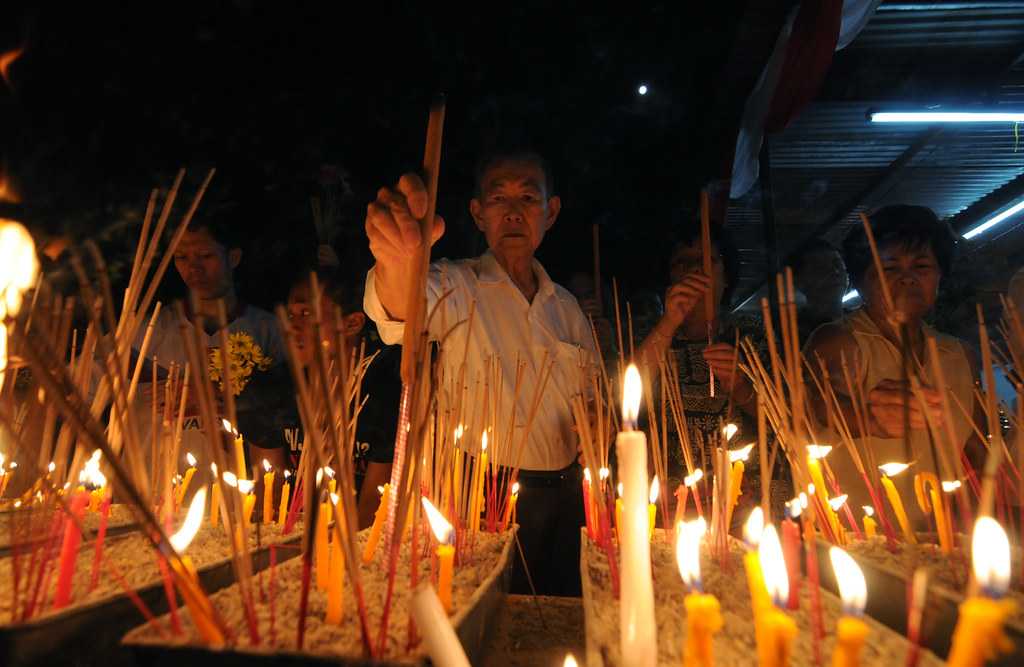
[469,160,561,258]
[173,228,240,300]
[286,283,364,367]
[861,241,941,323]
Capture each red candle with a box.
[782,516,802,610]
[53,491,89,609]
[583,469,595,541]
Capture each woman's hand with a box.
[867,379,944,438]
[661,272,712,333]
[703,343,752,400]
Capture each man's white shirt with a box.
[364,251,596,471]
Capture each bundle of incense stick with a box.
[275,271,374,653]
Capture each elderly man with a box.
[364,149,596,595]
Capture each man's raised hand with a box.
[365,173,445,267]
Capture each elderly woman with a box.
[804,205,980,527]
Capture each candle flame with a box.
[972,516,1011,596]
[222,471,238,488]
[7,461,14,470]
[330,492,339,505]
[584,467,592,483]
[220,418,238,436]
[78,449,106,490]
[377,485,385,495]
[186,452,196,467]
[237,479,254,494]
[808,483,816,495]
[284,470,291,479]
[649,476,660,504]
[722,423,738,441]
[210,462,218,474]
[675,517,707,589]
[829,547,867,615]
[878,462,911,477]
[728,443,754,463]
[622,364,642,426]
[47,462,55,473]
[454,424,464,441]
[806,444,833,460]
[744,507,764,546]
[262,459,272,473]
[481,431,488,452]
[599,467,610,481]
[941,480,961,493]
[862,505,874,518]
[758,524,789,606]
[0,221,40,316]
[0,46,24,88]
[684,468,704,487]
[617,482,623,498]
[785,497,803,519]
[421,496,454,544]
[828,494,849,512]
[512,481,520,496]
[170,487,207,553]
[563,654,579,667]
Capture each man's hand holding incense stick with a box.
[365,173,446,322]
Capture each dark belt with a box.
[513,462,581,489]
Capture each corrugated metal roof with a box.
[727,0,1024,306]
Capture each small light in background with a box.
[637,83,649,96]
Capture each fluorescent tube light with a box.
[962,198,1024,240]
[842,289,860,303]
[870,111,1024,123]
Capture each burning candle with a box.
[782,498,803,611]
[362,483,390,563]
[169,487,224,645]
[0,456,14,497]
[742,507,771,615]
[861,506,876,540]
[878,463,916,544]
[277,470,291,528]
[757,524,798,667]
[470,433,488,534]
[502,482,519,532]
[176,452,197,506]
[725,443,754,529]
[262,459,275,524]
[0,220,39,393]
[410,584,471,667]
[617,364,657,667]
[829,547,869,667]
[914,472,951,553]
[326,493,345,624]
[807,445,841,540]
[946,516,1016,667]
[53,489,90,608]
[648,476,660,539]
[422,496,456,613]
[315,491,330,591]
[222,419,247,478]
[238,478,256,524]
[209,464,221,527]
[583,468,596,540]
[80,449,107,513]
[676,517,721,667]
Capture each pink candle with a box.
[88,490,112,591]
[583,470,595,541]
[782,517,802,610]
[53,491,89,609]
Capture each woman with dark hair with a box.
[804,205,980,527]
[637,217,780,519]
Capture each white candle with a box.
[410,584,471,667]
[617,364,657,667]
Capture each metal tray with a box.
[121,527,517,666]
[0,534,302,667]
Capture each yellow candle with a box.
[326,499,346,625]
[222,419,247,478]
[262,460,275,525]
[725,443,753,529]
[742,508,771,615]
[453,445,463,515]
[829,547,869,667]
[89,487,106,513]
[879,466,916,544]
[808,446,841,540]
[169,487,224,646]
[277,472,291,528]
[177,453,198,505]
[362,484,390,563]
[501,483,519,531]
[677,518,721,667]
[422,496,456,614]
[914,473,951,553]
[315,500,330,590]
[648,476,660,540]
[470,435,488,533]
[947,517,1016,667]
[209,477,221,527]
[757,524,797,667]
[861,506,877,540]
[243,492,256,524]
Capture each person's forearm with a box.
[637,319,677,373]
[373,261,412,322]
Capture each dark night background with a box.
[0,2,767,310]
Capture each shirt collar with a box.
[479,250,556,301]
